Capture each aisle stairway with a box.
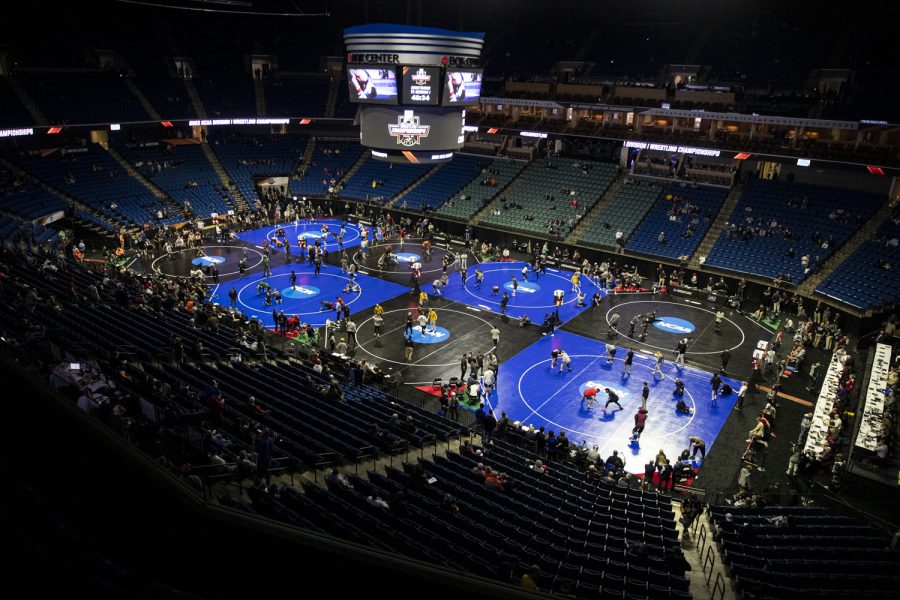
[183,77,207,120]
[202,144,249,211]
[102,144,182,215]
[565,174,625,243]
[123,78,161,121]
[689,183,742,269]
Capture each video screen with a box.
[401,65,440,105]
[443,70,483,105]
[360,106,466,152]
[347,67,398,104]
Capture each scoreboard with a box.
[401,66,440,105]
[344,24,485,164]
[348,65,483,107]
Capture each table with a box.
[855,343,892,451]
[803,352,844,455]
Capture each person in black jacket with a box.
[710,373,722,402]
[534,426,546,455]
[483,409,497,444]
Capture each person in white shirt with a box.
[482,369,495,395]
[417,313,428,335]
[736,381,749,410]
[490,326,500,348]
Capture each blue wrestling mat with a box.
[492,330,740,473]
[236,219,371,254]
[217,262,408,328]
[438,261,606,325]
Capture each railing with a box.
[712,571,727,600]
[697,521,709,558]
[701,542,717,586]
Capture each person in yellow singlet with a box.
[570,271,581,293]
[428,308,438,333]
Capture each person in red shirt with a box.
[582,386,599,408]
[632,407,649,441]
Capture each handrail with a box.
[697,522,708,558]
[712,571,727,600]
[702,544,717,585]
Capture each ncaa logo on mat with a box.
[191,255,225,267]
[653,317,696,334]
[395,253,421,263]
[282,285,321,299]
[503,281,539,294]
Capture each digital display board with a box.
[360,106,465,152]
[401,65,440,105]
[347,67,398,104]
[443,70,483,105]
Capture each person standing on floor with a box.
[738,465,752,492]
[675,338,688,367]
[623,348,634,377]
[482,368,495,399]
[482,409,497,444]
[660,460,673,492]
[468,352,479,377]
[490,325,500,349]
[607,313,620,337]
[448,394,459,421]
[735,380,748,410]
[721,348,731,373]
[428,308,438,333]
[404,336,415,362]
[417,311,428,336]
[643,460,656,490]
[500,291,509,317]
[373,312,383,340]
[559,350,572,373]
[632,407,648,441]
[653,351,665,377]
[641,381,650,410]
[710,372,721,402]
[346,319,358,349]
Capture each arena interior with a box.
[2,1,900,598]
